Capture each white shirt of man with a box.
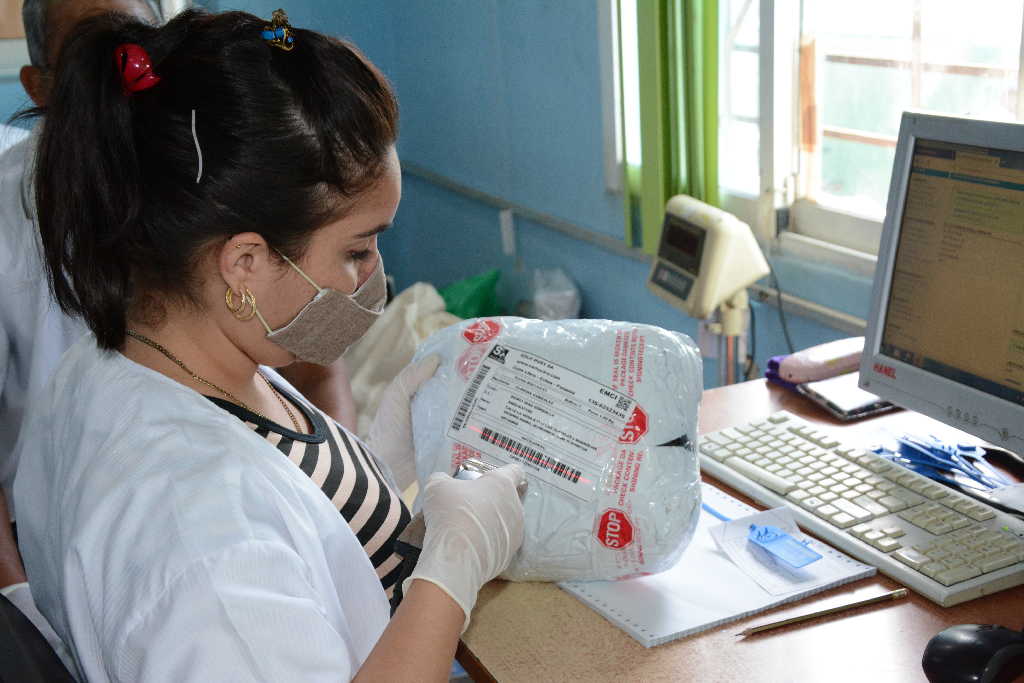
[0,128,85,516]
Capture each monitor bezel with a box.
[860,111,1024,450]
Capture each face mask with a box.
[254,253,386,366]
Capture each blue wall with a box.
[0,77,31,125]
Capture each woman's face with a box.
[244,146,401,365]
[293,146,402,296]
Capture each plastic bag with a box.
[438,268,502,319]
[531,268,581,320]
[411,316,703,582]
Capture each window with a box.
[719,0,1024,255]
[610,1,718,253]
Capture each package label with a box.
[447,343,640,501]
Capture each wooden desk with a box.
[456,379,1024,683]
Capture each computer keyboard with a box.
[699,411,1024,606]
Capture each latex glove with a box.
[366,355,441,491]
[404,464,526,633]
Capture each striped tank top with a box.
[208,381,411,606]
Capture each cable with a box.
[768,262,796,354]
[744,302,757,379]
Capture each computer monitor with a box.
[860,112,1024,451]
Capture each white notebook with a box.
[559,482,876,648]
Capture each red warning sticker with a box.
[596,508,634,549]
[462,319,501,345]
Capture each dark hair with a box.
[30,9,398,349]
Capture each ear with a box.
[218,232,275,292]
[20,66,47,107]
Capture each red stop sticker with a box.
[618,405,648,444]
[462,319,501,344]
[596,508,634,549]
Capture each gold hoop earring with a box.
[225,286,243,315]
[225,286,258,321]
[238,287,258,322]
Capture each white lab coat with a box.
[14,334,391,682]
[0,131,85,514]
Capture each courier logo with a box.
[596,508,634,549]
[873,362,896,379]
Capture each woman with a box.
[14,8,524,681]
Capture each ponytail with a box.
[35,13,155,348]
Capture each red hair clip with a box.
[114,43,160,94]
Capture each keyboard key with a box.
[894,548,931,569]
[834,499,873,522]
[935,564,982,586]
[817,504,840,518]
[797,496,826,512]
[767,413,790,424]
[961,503,996,522]
[831,512,857,529]
[875,537,902,552]
[878,496,908,512]
[851,523,873,538]
[980,553,1018,573]
[854,496,889,517]
[724,457,798,495]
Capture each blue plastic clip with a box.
[747,524,823,569]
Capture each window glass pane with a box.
[720,119,759,193]
[811,0,913,60]
[620,0,641,166]
[821,61,911,136]
[921,71,1018,122]
[819,138,895,218]
[729,0,759,48]
[920,0,1023,67]
[728,50,759,119]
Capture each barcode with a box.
[451,366,491,431]
[480,427,581,484]
[616,396,630,411]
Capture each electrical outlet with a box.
[499,208,516,257]
[698,321,718,358]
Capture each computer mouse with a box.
[922,624,1024,683]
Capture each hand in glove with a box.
[404,464,526,633]
[366,355,441,491]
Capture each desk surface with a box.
[457,379,1024,683]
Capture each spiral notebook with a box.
[559,483,875,648]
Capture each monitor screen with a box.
[863,113,1024,449]
[880,138,1024,404]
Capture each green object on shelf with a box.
[439,269,502,319]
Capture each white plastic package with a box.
[411,316,703,582]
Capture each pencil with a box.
[736,588,908,636]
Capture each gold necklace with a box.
[126,330,302,433]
